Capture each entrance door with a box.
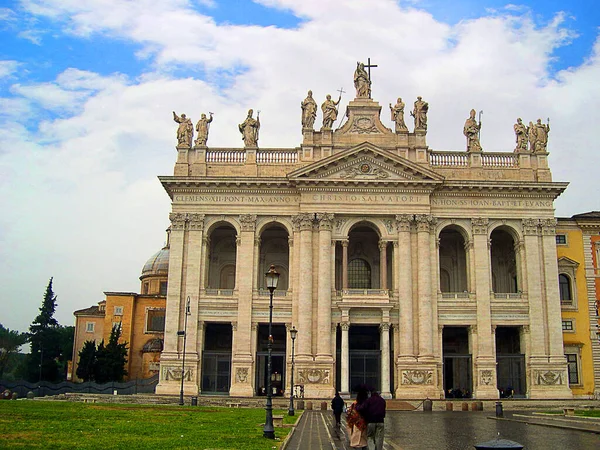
[443,356,472,398]
[350,350,380,392]
[255,353,285,396]
[497,355,526,397]
[202,353,231,394]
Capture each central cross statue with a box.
[354,58,378,99]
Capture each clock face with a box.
[360,163,370,173]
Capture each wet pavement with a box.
[284,410,600,449]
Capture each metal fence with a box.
[0,374,158,398]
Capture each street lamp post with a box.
[178,296,191,406]
[263,265,280,439]
[288,326,297,416]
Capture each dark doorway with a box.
[496,327,526,397]
[443,327,472,398]
[349,325,380,392]
[255,324,286,396]
[201,323,232,394]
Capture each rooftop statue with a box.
[528,121,537,152]
[301,90,317,130]
[354,62,371,98]
[321,94,341,129]
[239,109,260,147]
[410,96,428,131]
[533,118,550,152]
[463,109,482,152]
[195,112,213,147]
[514,118,528,152]
[390,97,408,133]
[173,111,193,147]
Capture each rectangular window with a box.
[114,306,123,316]
[555,234,567,245]
[566,354,579,384]
[142,282,149,294]
[85,322,95,333]
[146,308,166,333]
[562,320,574,331]
[159,281,168,296]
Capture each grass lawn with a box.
[1,400,298,449]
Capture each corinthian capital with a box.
[395,214,414,232]
[169,212,187,231]
[239,214,257,232]
[539,218,557,235]
[186,213,205,231]
[415,214,436,232]
[292,213,314,231]
[316,212,334,230]
[522,218,540,235]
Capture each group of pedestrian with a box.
[331,386,386,450]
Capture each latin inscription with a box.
[310,194,425,204]
[431,198,553,208]
[174,194,426,204]
[174,195,300,204]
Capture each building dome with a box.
[141,246,169,278]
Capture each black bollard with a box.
[495,401,503,417]
[423,398,433,412]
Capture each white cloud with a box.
[0,60,19,79]
[2,0,600,334]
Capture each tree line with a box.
[1,278,127,384]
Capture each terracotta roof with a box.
[572,211,600,219]
[74,305,105,316]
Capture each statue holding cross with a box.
[354,59,377,99]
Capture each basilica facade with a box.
[154,69,573,400]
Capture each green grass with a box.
[541,409,600,417]
[0,401,298,449]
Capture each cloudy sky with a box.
[1,0,599,337]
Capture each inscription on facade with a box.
[174,195,300,204]
[431,198,553,208]
[310,194,426,204]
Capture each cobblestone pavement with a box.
[284,410,600,449]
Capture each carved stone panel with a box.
[162,366,193,382]
[236,367,249,383]
[533,370,565,385]
[297,369,331,384]
[479,369,494,386]
[401,370,433,385]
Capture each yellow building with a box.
[70,239,169,381]
[556,213,600,398]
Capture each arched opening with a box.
[258,225,290,291]
[336,223,385,290]
[559,274,572,303]
[207,225,237,289]
[490,228,518,293]
[438,227,468,293]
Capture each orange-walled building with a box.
[70,240,169,382]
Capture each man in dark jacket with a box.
[356,389,386,450]
[331,391,345,428]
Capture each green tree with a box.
[94,325,128,383]
[0,324,28,378]
[76,340,97,382]
[24,278,64,382]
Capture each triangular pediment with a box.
[288,143,444,185]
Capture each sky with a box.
[1,0,599,338]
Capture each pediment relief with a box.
[557,256,579,269]
[288,144,444,184]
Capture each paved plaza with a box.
[284,410,600,449]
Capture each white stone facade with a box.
[155,95,572,400]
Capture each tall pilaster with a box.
[471,217,497,398]
[395,214,414,360]
[341,322,350,395]
[156,213,188,395]
[293,213,314,360]
[196,321,205,393]
[415,214,435,359]
[379,240,388,289]
[229,214,257,396]
[316,213,334,361]
[341,239,349,289]
[380,323,391,398]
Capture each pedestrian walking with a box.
[331,391,345,428]
[346,387,368,449]
[356,388,386,450]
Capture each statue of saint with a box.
[321,94,341,129]
[410,96,428,131]
[533,118,550,152]
[173,111,193,147]
[527,121,537,152]
[354,62,371,98]
[239,109,260,147]
[301,90,317,129]
[390,98,408,132]
[513,118,528,152]
[194,112,213,147]
[463,109,482,152]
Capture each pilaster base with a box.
[229,360,255,397]
[156,354,199,395]
[473,360,499,399]
[528,362,573,399]
[295,361,334,398]
[395,362,441,399]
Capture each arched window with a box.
[348,258,371,289]
[559,274,572,304]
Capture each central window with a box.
[348,258,371,289]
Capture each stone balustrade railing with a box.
[206,150,247,163]
[429,152,469,167]
[258,289,288,297]
[481,153,518,168]
[493,292,523,300]
[256,150,298,164]
[440,292,471,299]
[204,288,235,296]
